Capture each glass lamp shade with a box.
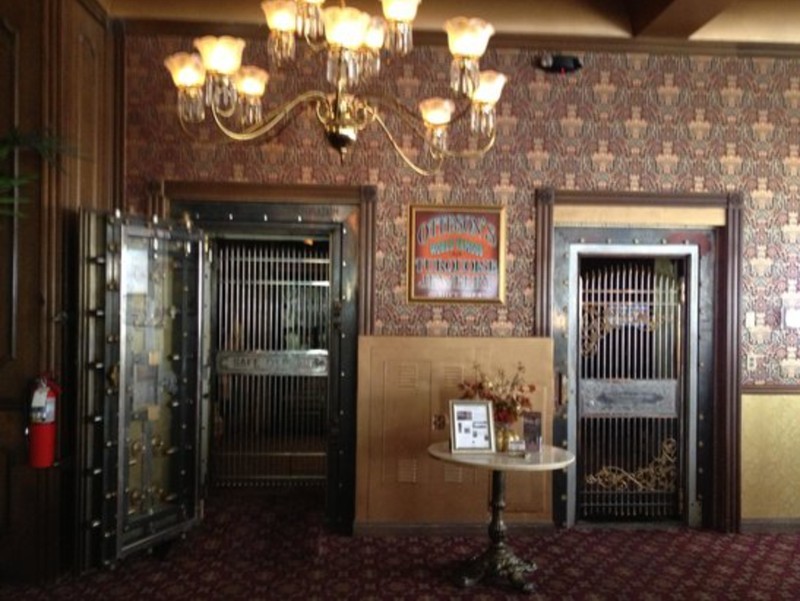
[444,17,495,58]
[365,17,386,51]
[471,70,506,105]
[193,36,246,75]
[381,0,421,23]
[261,0,297,32]
[234,66,269,97]
[361,17,385,80]
[164,52,206,88]
[323,6,370,49]
[382,0,419,54]
[419,97,455,126]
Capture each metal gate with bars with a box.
[212,238,330,487]
[577,261,685,520]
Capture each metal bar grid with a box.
[212,239,330,487]
[577,262,684,520]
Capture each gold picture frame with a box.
[408,205,506,302]
[449,399,496,453]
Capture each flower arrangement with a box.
[458,363,535,425]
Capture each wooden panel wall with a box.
[356,336,555,527]
[0,0,113,582]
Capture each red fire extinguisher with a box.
[29,375,59,468]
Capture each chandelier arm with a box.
[371,110,444,177]
[209,90,329,142]
[362,94,429,139]
[438,131,498,159]
[178,116,203,140]
[367,95,498,161]
[364,93,482,136]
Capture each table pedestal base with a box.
[460,541,536,593]
[458,469,537,593]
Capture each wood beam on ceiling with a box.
[627,0,736,38]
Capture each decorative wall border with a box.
[741,385,800,395]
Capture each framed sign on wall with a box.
[408,205,506,302]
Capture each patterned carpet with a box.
[2,489,800,600]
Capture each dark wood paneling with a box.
[0,18,19,368]
[54,0,114,583]
[712,192,743,532]
[0,0,112,583]
[48,0,113,372]
[0,10,45,577]
[533,188,554,337]
[0,2,42,396]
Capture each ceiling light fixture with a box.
[164,0,506,176]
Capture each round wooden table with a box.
[428,440,575,594]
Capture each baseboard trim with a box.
[741,518,800,533]
[353,521,556,537]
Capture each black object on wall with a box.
[536,54,583,75]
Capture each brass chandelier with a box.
[164,0,506,175]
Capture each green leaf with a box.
[0,129,65,221]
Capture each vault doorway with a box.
[533,189,742,532]
[163,182,377,534]
[570,249,700,525]
[210,236,333,489]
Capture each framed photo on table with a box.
[449,399,496,453]
[409,205,506,302]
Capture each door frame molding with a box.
[155,180,377,335]
[534,188,743,532]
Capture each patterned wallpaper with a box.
[125,34,800,386]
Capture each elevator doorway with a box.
[574,255,693,521]
[211,237,332,489]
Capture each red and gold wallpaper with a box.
[125,34,800,386]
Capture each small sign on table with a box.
[522,411,543,453]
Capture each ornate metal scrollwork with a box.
[585,438,677,492]
[580,304,609,356]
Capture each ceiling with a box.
[101,0,800,49]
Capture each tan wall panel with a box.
[742,394,800,519]
[356,336,554,525]
[554,206,726,227]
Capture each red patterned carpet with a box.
[2,489,800,600]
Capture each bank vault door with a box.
[75,212,203,570]
[571,247,699,522]
[211,238,331,488]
